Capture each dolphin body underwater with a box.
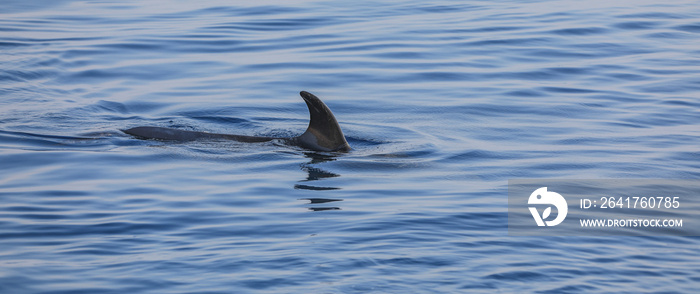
[123,91,351,152]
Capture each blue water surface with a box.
[1,0,700,293]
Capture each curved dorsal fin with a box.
[296,91,351,152]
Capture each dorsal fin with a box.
[296,91,351,152]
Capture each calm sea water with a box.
[2,0,700,293]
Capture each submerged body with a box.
[123,91,351,152]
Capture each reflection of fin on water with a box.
[308,207,340,211]
[296,143,344,211]
[302,166,340,181]
[299,198,342,212]
[299,198,343,204]
[303,151,339,164]
[294,184,340,191]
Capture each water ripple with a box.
[2,0,700,293]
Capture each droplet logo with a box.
[528,187,568,227]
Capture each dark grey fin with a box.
[122,126,274,143]
[294,91,351,152]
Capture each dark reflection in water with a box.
[301,165,340,181]
[299,198,343,204]
[294,184,340,191]
[308,207,341,211]
[296,152,344,211]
